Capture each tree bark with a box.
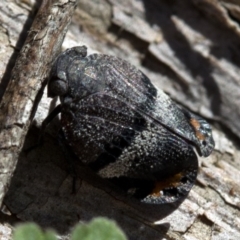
[0,0,79,207]
[1,0,240,239]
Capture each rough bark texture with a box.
[0,0,78,211]
[1,0,240,239]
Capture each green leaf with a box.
[41,230,56,240]
[71,217,127,240]
[13,223,56,240]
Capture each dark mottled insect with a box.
[45,46,214,205]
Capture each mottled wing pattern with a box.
[47,46,215,204]
[98,55,214,157]
[61,54,200,182]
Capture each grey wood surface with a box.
[1,0,240,239]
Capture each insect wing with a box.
[99,55,214,157]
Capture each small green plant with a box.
[13,217,127,240]
[71,217,127,240]
[12,223,56,240]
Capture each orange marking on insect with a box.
[195,131,206,141]
[190,118,206,141]
[151,172,184,197]
[190,118,201,130]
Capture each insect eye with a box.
[48,78,68,98]
[202,140,207,147]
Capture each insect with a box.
[45,46,214,205]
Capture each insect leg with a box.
[25,104,62,153]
